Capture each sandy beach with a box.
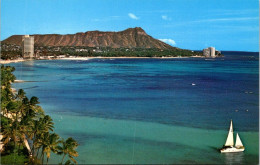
[191,55,204,58]
[60,56,194,60]
[1,56,204,64]
[92,56,191,59]
[59,57,90,60]
[0,59,25,64]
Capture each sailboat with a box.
[220,120,245,153]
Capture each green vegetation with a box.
[1,152,29,164]
[1,43,202,60]
[1,65,79,164]
[1,142,30,164]
[58,46,202,57]
[1,51,22,60]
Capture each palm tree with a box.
[58,137,79,164]
[30,96,40,106]
[17,89,26,100]
[34,130,44,158]
[42,115,54,132]
[24,96,40,119]
[20,97,29,116]
[30,120,41,156]
[1,66,16,87]
[43,133,61,164]
[18,114,35,155]
[6,101,19,117]
[1,87,14,115]
[1,122,16,146]
[40,132,49,164]
[4,101,20,145]
[1,66,80,164]
[31,115,54,157]
[1,66,15,106]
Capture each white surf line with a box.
[14,80,25,83]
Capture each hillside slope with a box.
[3,27,175,49]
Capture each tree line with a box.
[59,47,201,57]
[1,65,79,164]
[1,44,202,60]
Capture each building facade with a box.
[22,35,34,59]
[203,48,210,57]
[209,47,215,57]
[203,47,216,57]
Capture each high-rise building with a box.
[203,48,210,57]
[209,47,215,57]
[22,35,34,59]
[203,47,216,57]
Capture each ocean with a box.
[9,51,259,164]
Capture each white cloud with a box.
[159,39,176,46]
[162,15,171,21]
[128,13,139,20]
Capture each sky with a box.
[1,0,259,51]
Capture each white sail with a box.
[235,133,243,147]
[225,120,234,146]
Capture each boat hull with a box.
[220,147,245,153]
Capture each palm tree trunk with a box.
[13,131,17,155]
[61,154,66,164]
[31,139,35,156]
[39,150,42,159]
[42,152,44,165]
[36,148,40,158]
[40,149,44,163]
[47,157,49,165]
[14,112,18,155]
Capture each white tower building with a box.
[22,35,34,59]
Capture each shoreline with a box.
[0,59,26,64]
[60,56,204,59]
[1,56,206,64]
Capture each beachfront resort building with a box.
[203,47,216,57]
[22,35,34,59]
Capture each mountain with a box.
[2,27,176,49]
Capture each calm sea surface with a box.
[10,51,259,164]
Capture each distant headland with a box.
[3,27,172,49]
[1,27,223,61]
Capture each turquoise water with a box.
[49,114,258,164]
[10,51,259,164]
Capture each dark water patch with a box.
[64,111,258,132]
[36,96,175,102]
[13,74,43,79]
[34,65,49,69]
[60,77,67,81]
[61,131,195,151]
[22,86,40,90]
[60,67,86,71]
[61,132,106,146]
[12,68,35,72]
